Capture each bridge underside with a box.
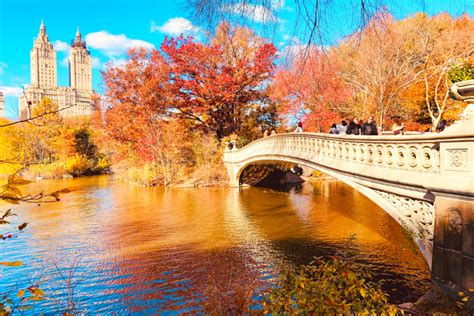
[239,163,297,186]
[228,156,436,268]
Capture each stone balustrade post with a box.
[230,140,238,151]
[431,80,474,307]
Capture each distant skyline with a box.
[0,0,473,119]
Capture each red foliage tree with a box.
[271,50,348,132]
[99,48,176,163]
[161,25,277,139]
[98,24,277,184]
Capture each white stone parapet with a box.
[224,132,473,197]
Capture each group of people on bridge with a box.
[262,116,448,138]
[328,116,381,136]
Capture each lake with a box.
[0,175,430,314]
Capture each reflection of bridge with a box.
[223,121,474,301]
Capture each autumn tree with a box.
[100,48,187,184]
[161,23,277,139]
[0,98,107,178]
[334,12,474,130]
[99,24,276,184]
[409,13,474,129]
[336,13,432,128]
[5,99,63,166]
[271,49,348,132]
[0,118,21,174]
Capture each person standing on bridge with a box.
[329,124,338,134]
[391,117,405,135]
[362,116,379,135]
[436,119,447,133]
[294,122,303,133]
[346,118,361,135]
[336,120,348,135]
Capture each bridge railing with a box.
[224,132,451,174]
[224,131,474,198]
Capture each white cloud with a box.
[279,38,329,63]
[85,31,155,57]
[91,57,101,69]
[0,86,23,97]
[271,0,285,9]
[0,62,7,75]
[280,44,306,59]
[150,18,200,36]
[53,40,70,52]
[278,37,312,61]
[60,56,69,67]
[224,3,279,23]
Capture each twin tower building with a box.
[19,21,95,119]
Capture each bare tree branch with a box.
[0,103,74,128]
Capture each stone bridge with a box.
[223,120,474,300]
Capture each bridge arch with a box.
[223,130,474,299]
[230,153,435,267]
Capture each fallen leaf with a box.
[17,289,25,299]
[0,261,23,267]
[18,223,28,231]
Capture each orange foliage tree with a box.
[399,13,474,130]
[99,49,191,184]
[271,49,348,132]
[336,12,428,129]
[330,12,474,130]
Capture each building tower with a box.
[30,20,57,88]
[19,22,97,119]
[69,27,92,91]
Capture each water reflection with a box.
[0,176,430,313]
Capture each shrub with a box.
[27,161,66,178]
[448,62,474,83]
[190,133,228,186]
[92,156,111,174]
[65,154,94,176]
[262,256,397,314]
[124,163,162,186]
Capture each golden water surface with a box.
[0,176,430,313]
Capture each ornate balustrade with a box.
[224,132,474,200]
[225,133,447,174]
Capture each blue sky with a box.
[0,0,473,119]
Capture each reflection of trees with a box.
[4,177,433,311]
[235,180,431,303]
[90,186,272,313]
[100,247,265,313]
